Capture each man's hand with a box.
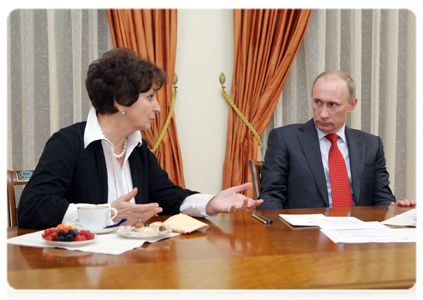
[111,187,163,225]
[206,183,264,215]
[390,199,416,207]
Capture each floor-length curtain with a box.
[222,9,312,198]
[4,8,113,224]
[106,9,186,188]
[262,9,416,201]
[7,9,113,171]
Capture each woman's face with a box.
[124,87,161,131]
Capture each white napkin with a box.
[7,230,180,255]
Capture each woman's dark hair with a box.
[85,47,167,114]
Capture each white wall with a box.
[174,9,233,194]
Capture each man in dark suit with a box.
[258,70,414,210]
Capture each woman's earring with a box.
[121,111,125,115]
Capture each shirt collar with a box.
[316,123,347,144]
[84,107,143,149]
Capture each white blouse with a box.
[61,107,214,223]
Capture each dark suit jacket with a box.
[257,119,396,210]
[18,122,198,229]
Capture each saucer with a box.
[87,227,119,234]
[117,228,171,239]
[44,235,98,246]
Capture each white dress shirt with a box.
[62,107,214,223]
[316,124,354,207]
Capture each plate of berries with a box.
[42,224,98,246]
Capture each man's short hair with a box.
[311,70,356,102]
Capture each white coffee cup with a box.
[77,205,118,230]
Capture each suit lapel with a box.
[345,126,364,205]
[297,119,329,206]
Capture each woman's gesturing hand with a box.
[111,188,163,225]
[206,183,263,215]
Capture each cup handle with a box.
[109,208,118,221]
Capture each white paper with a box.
[311,216,376,230]
[279,214,325,226]
[321,222,416,243]
[7,230,180,255]
[381,209,416,227]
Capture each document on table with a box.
[279,214,325,227]
[280,214,375,230]
[381,209,416,227]
[321,222,416,243]
[310,216,376,230]
[279,213,416,243]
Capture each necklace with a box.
[113,139,127,159]
[98,121,127,159]
[106,142,130,201]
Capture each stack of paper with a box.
[279,213,416,244]
[279,214,325,227]
[381,209,416,227]
[310,216,376,231]
[320,222,416,243]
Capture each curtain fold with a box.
[106,9,186,188]
[222,9,312,197]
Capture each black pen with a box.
[256,214,273,224]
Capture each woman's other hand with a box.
[111,188,163,225]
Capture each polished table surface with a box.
[7,206,416,289]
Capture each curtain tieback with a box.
[219,73,262,148]
[150,74,178,154]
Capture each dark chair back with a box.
[248,160,263,200]
[7,170,33,227]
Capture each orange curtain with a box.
[107,9,186,188]
[223,9,312,197]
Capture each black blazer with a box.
[257,119,396,210]
[18,122,197,229]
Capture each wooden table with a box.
[7,206,416,290]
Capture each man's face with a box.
[312,77,357,134]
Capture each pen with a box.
[252,214,267,224]
[256,214,273,224]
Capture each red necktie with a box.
[326,134,353,207]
